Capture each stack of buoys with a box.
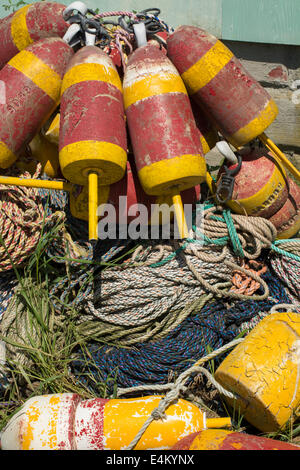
[1,4,299,241]
[167,25,300,239]
[0,3,300,453]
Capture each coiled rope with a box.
[0,165,65,272]
[72,271,291,391]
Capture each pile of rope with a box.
[72,270,292,391]
[269,239,300,306]
[0,165,66,272]
[0,184,299,397]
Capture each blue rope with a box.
[72,271,291,392]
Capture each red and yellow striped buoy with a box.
[167,25,278,148]
[167,26,300,182]
[123,43,206,238]
[269,178,300,239]
[215,312,300,433]
[210,148,288,218]
[0,394,231,450]
[0,37,73,169]
[0,2,69,70]
[172,429,300,450]
[59,45,127,240]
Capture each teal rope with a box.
[222,209,244,258]
[271,239,300,262]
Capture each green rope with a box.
[222,209,244,258]
[271,240,300,262]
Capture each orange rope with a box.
[231,260,267,296]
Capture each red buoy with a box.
[172,429,300,451]
[123,43,206,197]
[167,26,278,148]
[269,178,300,239]
[212,148,288,218]
[0,2,69,70]
[0,37,73,168]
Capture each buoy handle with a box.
[259,133,300,182]
[88,171,99,241]
[172,193,189,239]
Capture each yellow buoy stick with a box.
[88,171,98,241]
[172,193,189,239]
[259,133,300,181]
[0,175,72,192]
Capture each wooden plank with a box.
[222,0,300,46]
[264,87,300,148]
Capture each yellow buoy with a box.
[215,312,300,432]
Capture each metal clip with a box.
[215,153,242,204]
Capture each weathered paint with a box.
[172,429,300,450]
[59,46,127,186]
[0,2,69,70]
[167,26,278,148]
[0,37,73,169]
[213,148,288,218]
[0,393,81,450]
[102,396,205,450]
[123,43,206,197]
[215,312,300,433]
[0,394,231,450]
[269,178,300,239]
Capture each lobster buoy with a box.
[269,178,300,239]
[172,429,300,450]
[0,37,73,169]
[209,148,288,218]
[166,26,278,149]
[0,394,231,450]
[59,45,127,240]
[0,2,69,70]
[123,43,206,238]
[214,312,300,433]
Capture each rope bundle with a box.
[0,166,64,272]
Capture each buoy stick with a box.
[172,193,189,239]
[0,175,72,192]
[88,171,98,241]
[259,133,300,181]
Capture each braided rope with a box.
[94,11,138,19]
[123,337,243,450]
